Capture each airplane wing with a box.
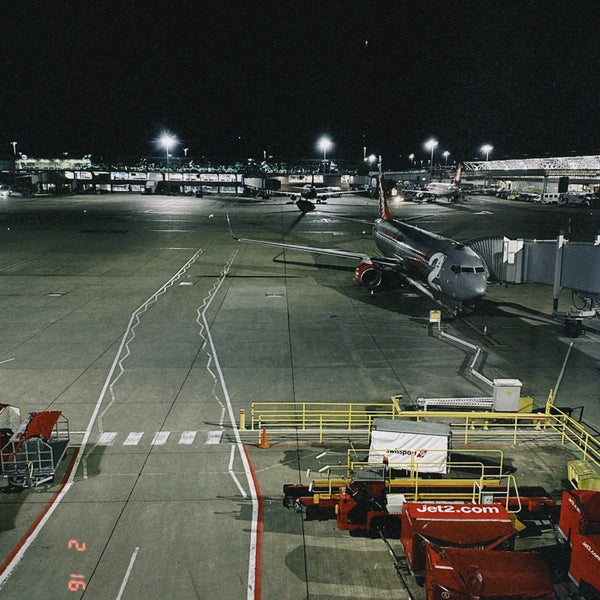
[226,216,436,300]
[227,215,396,266]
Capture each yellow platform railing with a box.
[247,390,600,472]
[250,399,402,432]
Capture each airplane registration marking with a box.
[97,432,118,446]
[123,432,144,445]
[206,430,223,445]
[179,431,197,445]
[151,431,170,445]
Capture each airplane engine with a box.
[354,262,383,289]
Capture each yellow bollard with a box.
[239,408,246,430]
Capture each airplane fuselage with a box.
[373,217,487,303]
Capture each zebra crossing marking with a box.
[96,430,223,446]
[123,432,144,445]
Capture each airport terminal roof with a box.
[464,155,600,172]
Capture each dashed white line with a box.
[151,431,170,445]
[123,432,144,446]
[206,430,223,445]
[97,431,118,446]
[179,431,197,445]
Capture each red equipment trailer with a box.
[400,502,517,575]
[1,411,70,488]
[558,489,600,597]
[424,546,555,600]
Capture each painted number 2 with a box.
[68,539,87,552]
[68,540,87,591]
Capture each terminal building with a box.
[2,154,600,198]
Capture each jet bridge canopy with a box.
[466,235,600,298]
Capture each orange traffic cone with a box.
[258,428,270,449]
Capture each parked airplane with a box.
[229,159,488,308]
[284,185,363,213]
[403,164,464,203]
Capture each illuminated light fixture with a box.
[424,138,438,169]
[159,133,177,194]
[443,150,450,165]
[317,136,332,160]
[481,144,493,161]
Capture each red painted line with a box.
[243,444,263,600]
[0,447,80,576]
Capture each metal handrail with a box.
[247,395,600,472]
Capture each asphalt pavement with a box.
[0,192,598,599]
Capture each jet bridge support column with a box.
[552,232,565,315]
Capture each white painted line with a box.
[196,252,260,600]
[0,357,15,364]
[0,250,205,591]
[228,444,247,498]
[115,546,140,600]
[179,431,197,445]
[97,432,118,446]
[123,432,144,446]
[206,430,223,445]
[151,431,170,445]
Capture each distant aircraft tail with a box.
[378,156,393,221]
[454,163,462,187]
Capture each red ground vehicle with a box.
[558,489,600,597]
[400,502,517,575]
[424,546,555,599]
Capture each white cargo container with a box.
[368,418,451,474]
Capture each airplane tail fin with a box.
[454,163,462,187]
[378,156,393,221]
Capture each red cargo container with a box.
[425,546,556,600]
[400,502,516,575]
[558,489,600,595]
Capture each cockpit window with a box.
[452,265,485,274]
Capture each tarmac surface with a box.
[0,191,598,599]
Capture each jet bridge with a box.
[467,234,600,333]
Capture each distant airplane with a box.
[403,164,464,203]
[229,158,488,309]
[285,185,363,213]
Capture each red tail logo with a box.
[454,163,462,187]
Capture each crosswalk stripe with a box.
[206,430,223,445]
[97,431,118,445]
[93,430,221,446]
[123,432,144,445]
[151,431,170,445]
[179,431,197,445]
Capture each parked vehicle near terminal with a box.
[0,185,11,198]
[518,192,538,202]
[534,192,560,204]
[559,192,591,207]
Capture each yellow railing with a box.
[247,391,600,472]
[250,400,402,432]
[307,453,521,510]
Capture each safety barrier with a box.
[247,391,600,473]
[305,454,521,510]
[249,400,402,433]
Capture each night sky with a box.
[2,1,600,167]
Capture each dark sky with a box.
[2,1,600,167]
